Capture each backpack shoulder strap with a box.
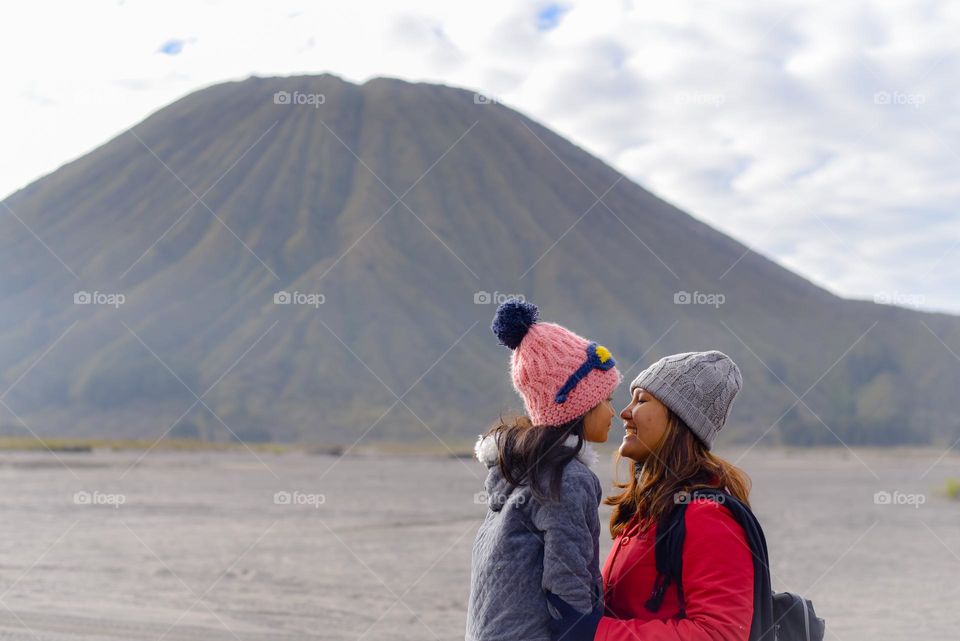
[649,488,776,641]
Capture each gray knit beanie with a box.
[629,350,742,449]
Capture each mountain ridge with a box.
[0,73,956,447]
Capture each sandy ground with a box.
[0,443,956,640]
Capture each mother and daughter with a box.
[466,299,757,641]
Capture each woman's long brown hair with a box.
[605,410,752,538]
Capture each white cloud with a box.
[1,0,957,312]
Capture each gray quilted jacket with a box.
[465,433,603,641]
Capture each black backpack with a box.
[644,488,825,641]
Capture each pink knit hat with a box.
[492,299,622,426]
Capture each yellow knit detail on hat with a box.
[595,345,612,363]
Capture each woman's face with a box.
[619,387,669,461]
[583,392,616,443]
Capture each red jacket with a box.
[596,498,754,641]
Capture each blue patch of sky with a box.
[537,4,568,31]
[158,39,185,55]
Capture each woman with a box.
[596,350,756,641]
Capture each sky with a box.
[3,0,958,312]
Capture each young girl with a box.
[596,350,756,641]
[466,299,622,641]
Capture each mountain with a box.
[0,73,957,447]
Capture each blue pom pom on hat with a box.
[491,298,539,349]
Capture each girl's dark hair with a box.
[605,409,752,538]
[484,414,585,503]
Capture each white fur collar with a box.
[474,433,599,468]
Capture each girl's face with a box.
[583,393,616,443]
[619,387,669,461]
